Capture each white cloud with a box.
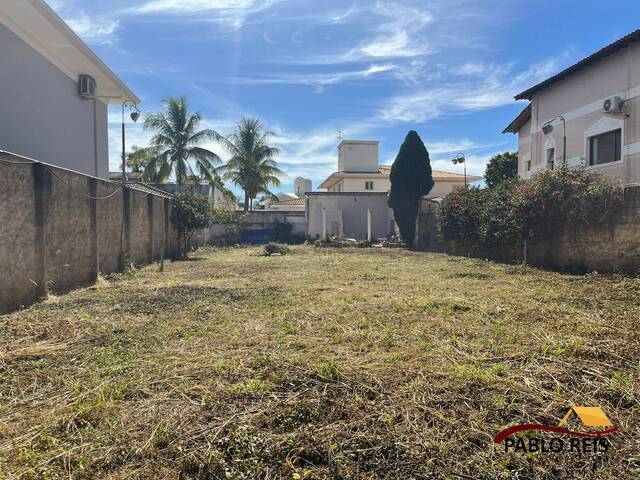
[281,1,437,65]
[323,3,360,25]
[427,139,504,155]
[130,0,281,29]
[65,12,120,45]
[349,31,427,60]
[379,55,569,123]
[232,64,397,92]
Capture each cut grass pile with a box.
[0,246,639,479]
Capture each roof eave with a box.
[513,27,640,102]
[503,103,532,134]
[31,0,139,104]
[1,0,139,104]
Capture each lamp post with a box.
[452,153,467,187]
[542,115,567,166]
[122,100,141,184]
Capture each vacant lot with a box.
[1,246,638,479]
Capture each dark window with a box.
[546,148,555,168]
[365,181,374,190]
[589,129,621,166]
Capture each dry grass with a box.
[0,246,639,479]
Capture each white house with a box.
[0,0,138,179]
[504,28,640,184]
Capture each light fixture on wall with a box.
[542,115,567,165]
[452,153,467,187]
[122,101,141,184]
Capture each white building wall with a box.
[338,141,379,172]
[306,193,395,240]
[294,177,312,196]
[341,177,391,192]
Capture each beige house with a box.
[319,140,478,198]
[307,139,478,240]
[504,29,640,184]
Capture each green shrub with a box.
[438,165,624,249]
[172,190,213,257]
[262,243,289,256]
[438,187,486,243]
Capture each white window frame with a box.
[544,136,556,169]
[584,117,624,170]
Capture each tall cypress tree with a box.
[388,131,434,247]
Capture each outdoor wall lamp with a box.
[542,115,567,165]
[122,101,141,184]
[452,153,467,187]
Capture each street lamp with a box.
[122,100,141,184]
[542,115,567,166]
[452,153,467,187]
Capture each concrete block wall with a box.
[0,161,38,313]
[527,185,640,272]
[0,155,180,313]
[97,180,125,274]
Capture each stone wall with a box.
[418,185,640,273]
[0,154,180,313]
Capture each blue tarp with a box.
[240,229,278,244]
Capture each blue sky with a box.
[50,0,640,193]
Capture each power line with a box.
[48,168,123,201]
[1,156,123,201]
[0,157,34,165]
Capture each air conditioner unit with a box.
[603,96,624,113]
[78,74,97,98]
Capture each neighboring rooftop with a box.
[320,167,481,189]
[503,103,532,134]
[126,182,175,200]
[514,28,640,100]
[338,140,380,148]
[269,198,306,206]
[377,166,481,180]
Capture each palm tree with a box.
[140,96,222,187]
[127,145,161,183]
[217,117,285,211]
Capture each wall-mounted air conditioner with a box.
[78,74,97,98]
[603,96,624,114]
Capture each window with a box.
[546,148,555,169]
[365,181,374,190]
[526,160,531,172]
[589,129,621,166]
